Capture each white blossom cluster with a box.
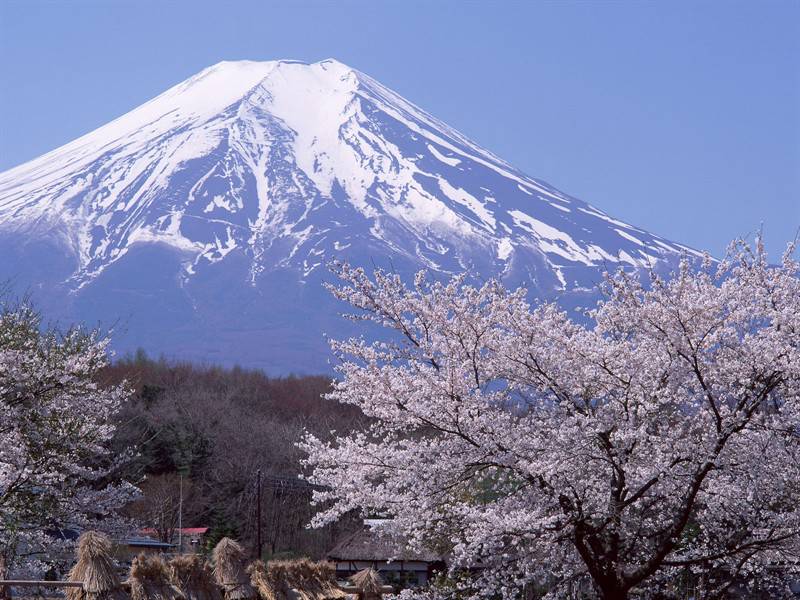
[0,300,136,573]
[301,238,800,599]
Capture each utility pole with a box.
[255,468,262,559]
[177,461,190,553]
[178,471,183,552]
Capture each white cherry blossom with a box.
[0,300,136,573]
[302,238,800,598]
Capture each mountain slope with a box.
[0,59,701,372]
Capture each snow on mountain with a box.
[0,59,702,373]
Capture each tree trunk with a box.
[0,554,10,600]
[594,578,628,600]
[599,587,627,600]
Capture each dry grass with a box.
[245,562,277,600]
[348,569,383,595]
[66,531,127,600]
[211,539,257,600]
[129,554,184,600]
[248,559,345,600]
[169,555,222,600]
[63,533,349,600]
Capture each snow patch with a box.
[517,184,533,196]
[509,209,593,266]
[427,144,461,166]
[438,178,496,231]
[615,228,645,246]
[128,213,202,253]
[497,238,513,261]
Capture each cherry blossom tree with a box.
[302,238,800,599]
[0,298,136,573]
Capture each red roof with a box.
[178,527,209,535]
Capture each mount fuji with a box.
[0,59,701,373]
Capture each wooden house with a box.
[326,522,444,589]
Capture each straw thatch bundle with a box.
[67,531,127,600]
[129,554,185,600]
[212,538,257,600]
[169,555,222,600]
[246,561,278,600]
[348,569,383,600]
[248,559,345,600]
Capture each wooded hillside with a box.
[102,351,362,558]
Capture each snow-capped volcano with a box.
[0,59,700,372]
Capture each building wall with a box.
[333,560,432,587]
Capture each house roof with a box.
[327,528,442,563]
[124,536,175,548]
[177,527,209,535]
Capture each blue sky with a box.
[1,0,797,258]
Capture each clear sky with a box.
[1,0,798,259]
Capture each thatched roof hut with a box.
[248,559,345,600]
[212,538,257,600]
[327,527,441,563]
[348,569,383,600]
[169,555,222,600]
[327,521,444,589]
[129,554,184,600]
[67,531,127,600]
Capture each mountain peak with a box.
[205,57,351,68]
[199,58,357,80]
[0,59,702,372]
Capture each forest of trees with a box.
[101,351,363,559]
